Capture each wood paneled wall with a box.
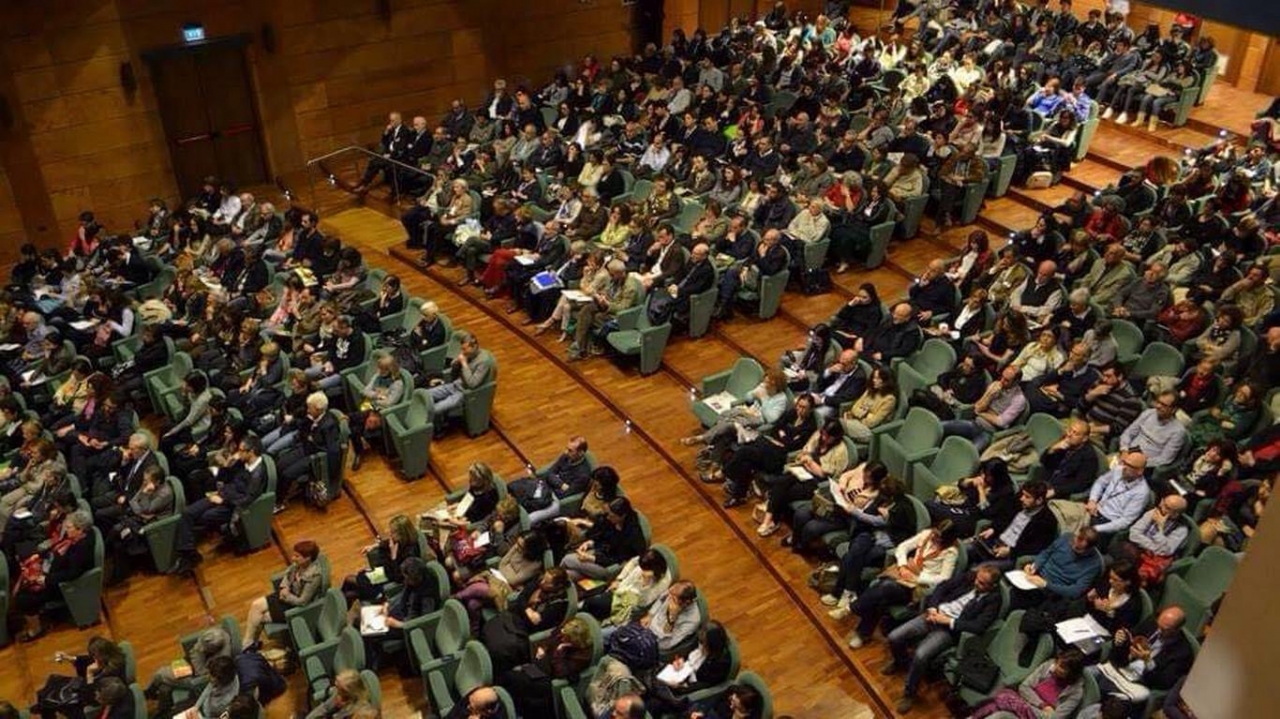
[0,0,638,264]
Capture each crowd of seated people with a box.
[1,2,1276,718]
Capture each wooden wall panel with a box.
[1,0,638,252]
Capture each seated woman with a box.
[226,341,285,423]
[839,365,898,444]
[242,540,324,648]
[422,462,502,541]
[1018,108,1077,182]
[112,323,170,408]
[927,458,1019,539]
[1072,559,1145,634]
[534,248,610,340]
[12,508,97,641]
[39,357,94,428]
[1161,440,1236,513]
[1187,381,1260,450]
[445,495,521,583]
[348,354,407,470]
[0,434,62,535]
[831,179,894,273]
[341,514,421,604]
[947,230,993,296]
[684,682,764,719]
[968,648,1087,719]
[582,548,672,630]
[782,323,835,392]
[304,669,375,719]
[182,656,239,719]
[260,370,315,454]
[454,531,548,621]
[925,289,990,349]
[652,622,734,706]
[1011,327,1067,383]
[359,556,436,673]
[560,496,647,581]
[1188,305,1244,374]
[552,466,622,552]
[31,635,127,719]
[179,420,244,499]
[481,567,572,675]
[1173,359,1222,418]
[682,366,789,454]
[104,464,174,584]
[1199,476,1271,550]
[755,420,850,539]
[145,626,232,717]
[830,285,886,349]
[721,394,818,506]
[505,616,596,717]
[159,370,214,459]
[791,461,887,554]
[841,520,961,649]
[822,476,916,618]
[967,309,1030,373]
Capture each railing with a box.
[303,145,434,206]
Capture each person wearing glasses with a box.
[1082,450,1150,537]
[1118,392,1187,471]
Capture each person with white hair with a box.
[274,391,342,510]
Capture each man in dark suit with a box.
[1089,606,1194,711]
[398,116,434,195]
[444,685,507,719]
[114,244,154,286]
[908,260,958,322]
[971,481,1059,568]
[595,157,626,206]
[354,112,412,192]
[884,565,1004,713]
[275,393,342,509]
[89,433,159,532]
[650,242,716,328]
[861,302,924,364]
[1040,419,1101,499]
[170,436,268,573]
[809,348,867,422]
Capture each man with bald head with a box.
[353,111,411,193]
[1040,419,1101,499]
[1010,260,1065,325]
[1090,606,1194,708]
[570,259,641,360]
[810,347,867,422]
[908,259,958,322]
[444,684,504,719]
[860,302,923,363]
[1111,261,1171,322]
[89,432,158,531]
[1113,494,1188,578]
[1082,449,1149,536]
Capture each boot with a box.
[1131,112,1147,127]
[1101,106,1115,120]
[1147,115,1159,132]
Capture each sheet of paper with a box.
[701,391,737,415]
[69,320,98,331]
[360,605,389,635]
[1005,570,1039,591]
[0,343,20,351]
[1056,615,1108,644]
[514,255,537,265]
[561,290,592,303]
[453,491,475,519]
[474,531,491,548]
[785,465,814,481]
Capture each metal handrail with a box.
[304,144,434,205]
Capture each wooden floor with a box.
[2,64,1271,718]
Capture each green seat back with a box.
[455,641,494,697]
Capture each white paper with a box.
[0,343,20,351]
[701,391,737,415]
[489,567,509,584]
[453,491,475,519]
[12,508,33,520]
[785,465,814,481]
[1005,570,1039,591]
[69,320,98,331]
[514,255,537,266]
[656,647,706,686]
[360,605,389,635]
[561,290,592,303]
[1056,615,1108,644]
[474,531,491,548]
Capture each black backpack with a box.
[799,267,832,295]
[606,623,660,671]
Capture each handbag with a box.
[956,652,1001,692]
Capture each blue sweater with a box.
[1033,535,1103,599]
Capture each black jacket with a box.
[923,572,1002,636]
[865,317,923,362]
[990,506,1059,558]
[221,457,269,511]
[1042,443,1099,497]
[813,366,868,409]
[1111,619,1195,691]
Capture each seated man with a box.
[637,581,702,656]
[782,199,831,270]
[1110,262,1171,323]
[429,331,495,419]
[808,348,867,423]
[882,564,1004,714]
[1112,493,1188,585]
[970,480,1059,569]
[858,302,923,364]
[648,242,715,328]
[1026,342,1098,417]
[1080,450,1150,537]
[445,685,508,719]
[1081,364,1144,444]
[1088,606,1194,711]
[907,260,958,323]
[506,436,593,525]
[637,224,686,291]
[1040,419,1101,499]
[941,365,1027,452]
[569,260,642,360]
[170,436,267,574]
[1011,527,1104,610]
[934,142,987,228]
[1118,392,1187,471]
[1010,260,1065,327]
[714,228,788,320]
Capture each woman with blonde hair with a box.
[305,669,373,719]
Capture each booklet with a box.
[701,391,737,415]
[360,605,389,635]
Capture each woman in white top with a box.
[1012,327,1067,381]
[583,548,673,628]
[842,521,961,648]
[681,367,789,447]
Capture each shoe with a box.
[820,593,840,607]
[457,276,473,287]
[780,533,794,548]
[1101,106,1115,120]
[846,632,864,648]
[1148,117,1159,132]
[1115,112,1130,125]
[680,436,702,446]
[17,627,47,643]
[588,342,607,357]
[880,661,902,676]
[1131,112,1147,127]
[350,452,362,472]
[828,605,851,620]
[722,496,745,509]
[532,323,552,336]
[557,332,569,343]
[751,503,767,522]
[755,521,779,537]
[273,502,288,515]
[504,304,520,315]
[895,696,915,714]
[835,262,850,274]
[699,470,724,484]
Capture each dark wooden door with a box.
[146,38,267,198]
